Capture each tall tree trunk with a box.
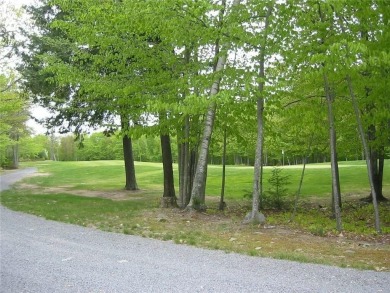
[318,1,342,225]
[121,117,138,191]
[243,4,272,224]
[347,75,381,233]
[323,73,342,232]
[219,127,227,211]
[160,133,177,208]
[244,96,266,224]
[189,103,216,210]
[189,0,241,210]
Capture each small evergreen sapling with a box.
[264,167,291,209]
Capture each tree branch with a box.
[0,78,21,93]
[283,95,325,108]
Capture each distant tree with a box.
[58,135,76,161]
[0,74,29,168]
[19,134,50,161]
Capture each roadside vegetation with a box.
[1,160,389,271]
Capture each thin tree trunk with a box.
[323,73,342,231]
[178,123,187,207]
[290,134,314,222]
[182,116,191,206]
[244,96,266,223]
[331,157,342,211]
[179,115,196,208]
[318,2,342,227]
[244,4,272,224]
[334,6,387,204]
[219,127,227,210]
[178,135,184,206]
[346,75,381,233]
[290,156,307,222]
[160,133,177,208]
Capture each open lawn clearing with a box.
[18,160,390,199]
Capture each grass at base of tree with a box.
[1,160,389,271]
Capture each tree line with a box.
[13,130,365,165]
[1,0,388,231]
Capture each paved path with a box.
[1,169,389,292]
[0,167,37,190]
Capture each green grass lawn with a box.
[18,159,390,200]
[1,159,389,271]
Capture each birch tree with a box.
[188,0,242,210]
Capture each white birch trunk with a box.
[188,0,241,210]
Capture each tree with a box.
[331,0,389,232]
[274,0,346,230]
[0,74,29,168]
[58,135,76,161]
[20,0,143,189]
[348,0,390,202]
[19,134,50,161]
[243,2,273,224]
[188,0,242,210]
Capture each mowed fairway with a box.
[13,160,390,200]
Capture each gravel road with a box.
[1,169,389,292]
